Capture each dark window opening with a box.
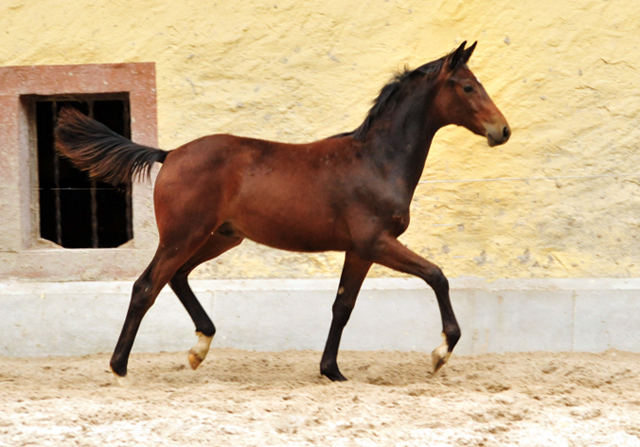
[34,96,133,248]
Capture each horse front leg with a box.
[320,252,372,381]
[368,236,460,373]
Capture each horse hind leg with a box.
[109,223,223,382]
[109,248,197,382]
[169,273,214,370]
[169,230,244,370]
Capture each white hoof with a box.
[430,333,451,373]
[188,331,213,370]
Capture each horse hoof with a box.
[323,371,348,382]
[188,350,204,370]
[430,343,451,374]
[320,366,349,382]
[320,361,348,382]
[112,370,131,388]
[187,332,213,370]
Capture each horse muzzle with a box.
[486,123,511,147]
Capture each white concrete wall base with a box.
[2,278,639,357]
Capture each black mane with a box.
[330,55,447,141]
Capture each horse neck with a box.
[367,87,444,195]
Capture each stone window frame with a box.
[0,63,158,281]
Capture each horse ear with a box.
[448,41,467,70]
[462,41,477,64]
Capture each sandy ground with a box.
[1,349,640,446]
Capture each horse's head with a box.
[433,41,510,147]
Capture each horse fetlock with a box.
[443,324,461,349]
[188,331,214,370]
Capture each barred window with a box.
[32,96,132,248]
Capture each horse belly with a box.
[233,202,349,253]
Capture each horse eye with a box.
[463,85,474,93]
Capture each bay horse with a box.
[55,41,510,383]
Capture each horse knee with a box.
[425,266,448,292]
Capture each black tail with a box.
[54,107,168,185]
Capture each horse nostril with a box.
[503,126,511,140]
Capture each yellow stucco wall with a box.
[1,0,639,279]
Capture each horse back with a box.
[154,133,375,252]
